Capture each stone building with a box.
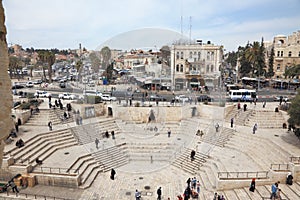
[265,31,300,78]
[170,41,223,91]
[0,0,13,166]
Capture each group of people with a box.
[176,177,200,199]
[213,192,225,200]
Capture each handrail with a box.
[34,166,79,175]
[217,171,269,179]
[290,156,300,164]
[270,163,290,171]
[4,191,75,200]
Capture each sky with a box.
[3,0,300,52]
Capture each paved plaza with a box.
[1,98,300,200]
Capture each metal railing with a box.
[34,167,79,175]
[217,171,269,180]
[290,156,300,164]
[2,191,75,200]
[270,164,290,171]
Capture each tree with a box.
[245,41,260,77]
[225,51,238,68]
[100,46,111,70]
[89,52,101,71]
[288,91,300,127]
[267,47,275,78]
[37,50,56,82]
[9,56,20,79]
[284,64,300,79]
[238,45,252,77]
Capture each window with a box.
[180,52,184,59]
[176,64,179,72]
[207,52,211,60]
[277,64,281,71]
[277,51,280,57]
[198,52,201,61]
[211,52,215,60]
[180,64,184,72]
[206,65,209,73]
[281,51,283,57]
[211,65,214,72]
[189,51,193,58]
[288,51,292,57]
[176,52,179,59]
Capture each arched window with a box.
[180,64,184,72]
[180,52,184,59]
[206,65,210,73]
[288,51,292,57]
[211,65,214,72]
[176,64,179,72]
[176,52,179,59]
[207,52,210,60]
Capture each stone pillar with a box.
[0,0,13,167]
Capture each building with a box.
[266,31,300,78]
[170,41,224,91]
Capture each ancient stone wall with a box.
[0,0,13,167]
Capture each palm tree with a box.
[245,41,260,77]
[38,50,55,82]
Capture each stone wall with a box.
[0,0,13,167]
[71,102,106,119]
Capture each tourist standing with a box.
[167,128,171,137]
[48,121,52,131]
[270,182,278,199]
[230,118,234,128]
[253,123,258,134]
[135,189,141,200]
[95,138,99,149]
[157,186,162,200]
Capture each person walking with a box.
[110,168,116,180]
[157,187,162,200]
[215,123,219,132]
[230,118,234,128]
[111,131,115,139]
[249,178,255,192]
[190,150,196,161]
[48,121,52,131]
[95,138,99,149]
[286,172,293,185]
[270,182,278,200]
[9,181,19,193]
[135,189,141,200]
[253,123,258,134]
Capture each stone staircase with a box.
[71,119,120,144]
[25,109,61,126]
[215,182,300,200]
[123,142,178,162]
[225,108,253,126]
[91,143,129,172]
[4,129,77,166]
[171,147,209,175]
[66,154,104,189]
[245,110,286,128]
[51,108,75,124]
[198,127,235,148]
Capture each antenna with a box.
[180,0,183,38]
[189,16,192,44]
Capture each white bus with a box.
[229,89,257,101]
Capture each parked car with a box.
[273,96,289,102]
[26,81,34,88]
[58,93,75,100]
[34,90,51,98]
[101,94,117,101]
[175,95,190,102]
[274,96,290,102]
[59,82,66,88]
[33,80,43,85]
[197,95,213,102]
[149,94,167,101]
[12,84,25,89]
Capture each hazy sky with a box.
[3,0,300,51]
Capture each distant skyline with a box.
[3,0,300,52]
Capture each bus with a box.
[229,89,257,101]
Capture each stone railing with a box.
[270,164,290,171]
[290,156,300,164]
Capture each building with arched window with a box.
[170,41,223,90]
[265,31,300,78]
